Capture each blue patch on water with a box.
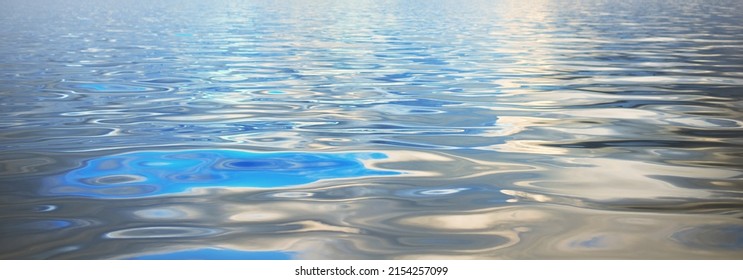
[570,236,606,249]
[59,82,168,94]
[44,150,398,198]
[129,248,293,260]
[70,83,151,92]
[11,220,73,231]
[671,225,743,250]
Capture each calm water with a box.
[1,0,742,259]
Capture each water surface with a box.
[1,0,742,259]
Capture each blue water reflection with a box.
[11,220,73,231]
[45,150,398,198]
[73,83,149,93]
[671,225,743,250]
[59,82,167,94]
[128,248,293,260]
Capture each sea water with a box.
[1,0,742,259]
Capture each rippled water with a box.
[1,0,742,259]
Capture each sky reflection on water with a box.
[45,150,398,198]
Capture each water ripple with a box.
[104,226,222,239]
[2,0,743,259]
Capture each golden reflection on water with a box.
[160,198,742,259]
[511,157,739,201]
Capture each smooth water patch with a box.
[6,219,74,231]
[43,150,398,198]
[128,248,293,260]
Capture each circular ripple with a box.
[104,226,222,239]
[419,188,469,195]
[395,187,471,198]
[671,225,743,250]
[83,174,147,185]
[269,191,314,198]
